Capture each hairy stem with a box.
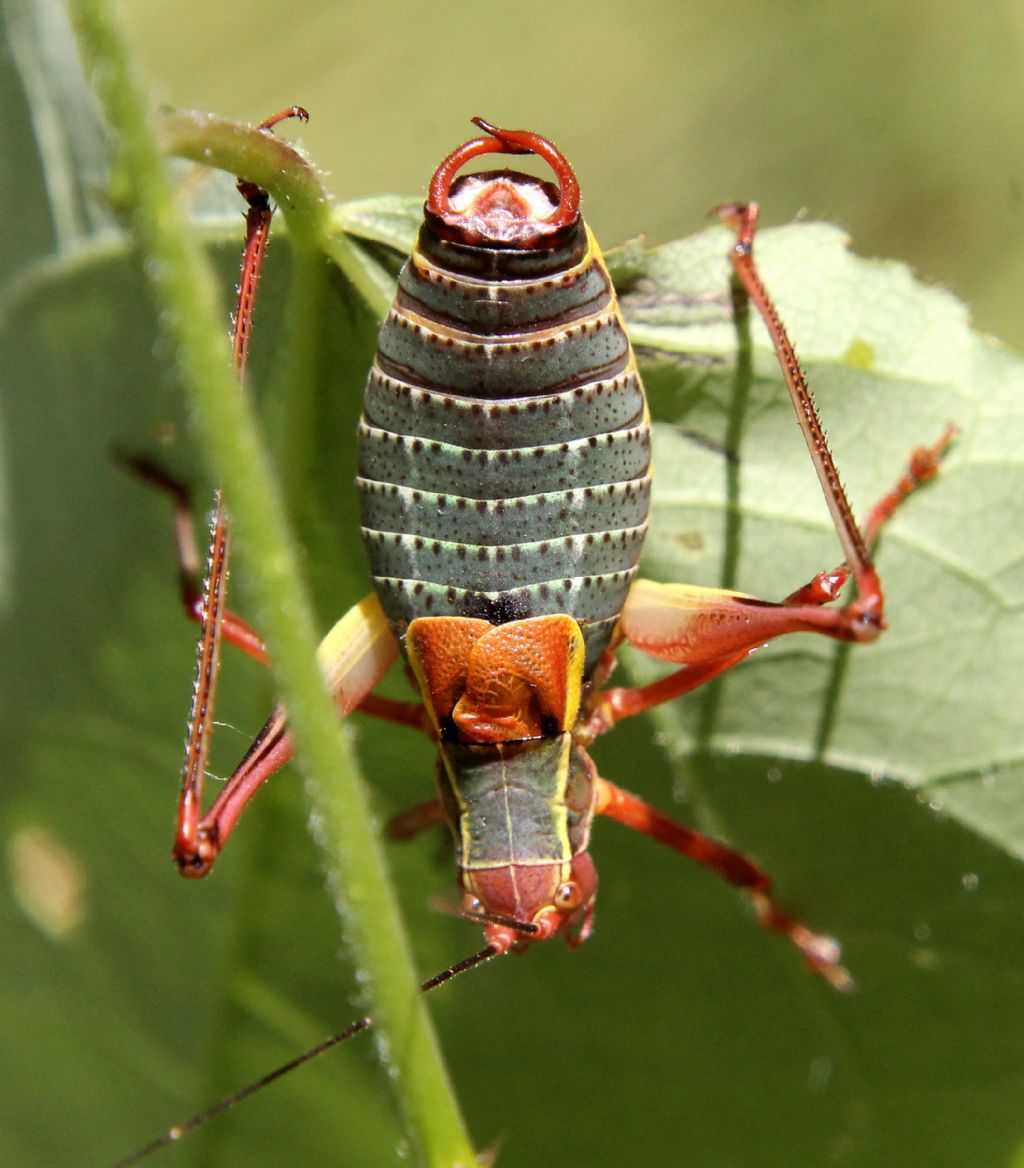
[69,3,475,1164]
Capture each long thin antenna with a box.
[111,944,500,1167]
[459,907,540,936]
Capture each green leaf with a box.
[3,47,1023,1168]
[334,194,422,253]
[623,221,1023,841]
[2,0,115,268]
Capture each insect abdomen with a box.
[357,211,651,675]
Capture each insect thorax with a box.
[436,734,597,871]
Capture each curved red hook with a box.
[426,117,580,232]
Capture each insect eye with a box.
[555,882,581,910]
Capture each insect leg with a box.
[124,454,270,661]
[131,463,424,874]
[169,106,425,874]
[715,201,955,634]
[581,384,955,738]
[175,593,401,875]
[718,201,883,618]
[130,453,431,734]
[173,133,285,875]
[594,778,852,990]
[386,798,447,841]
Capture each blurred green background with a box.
[121,0,1024,349]
[3,2,1024,1167]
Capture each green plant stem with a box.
[158,110,394,320]
[68,3,476,1165]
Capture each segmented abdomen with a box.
[357,221,651,676]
